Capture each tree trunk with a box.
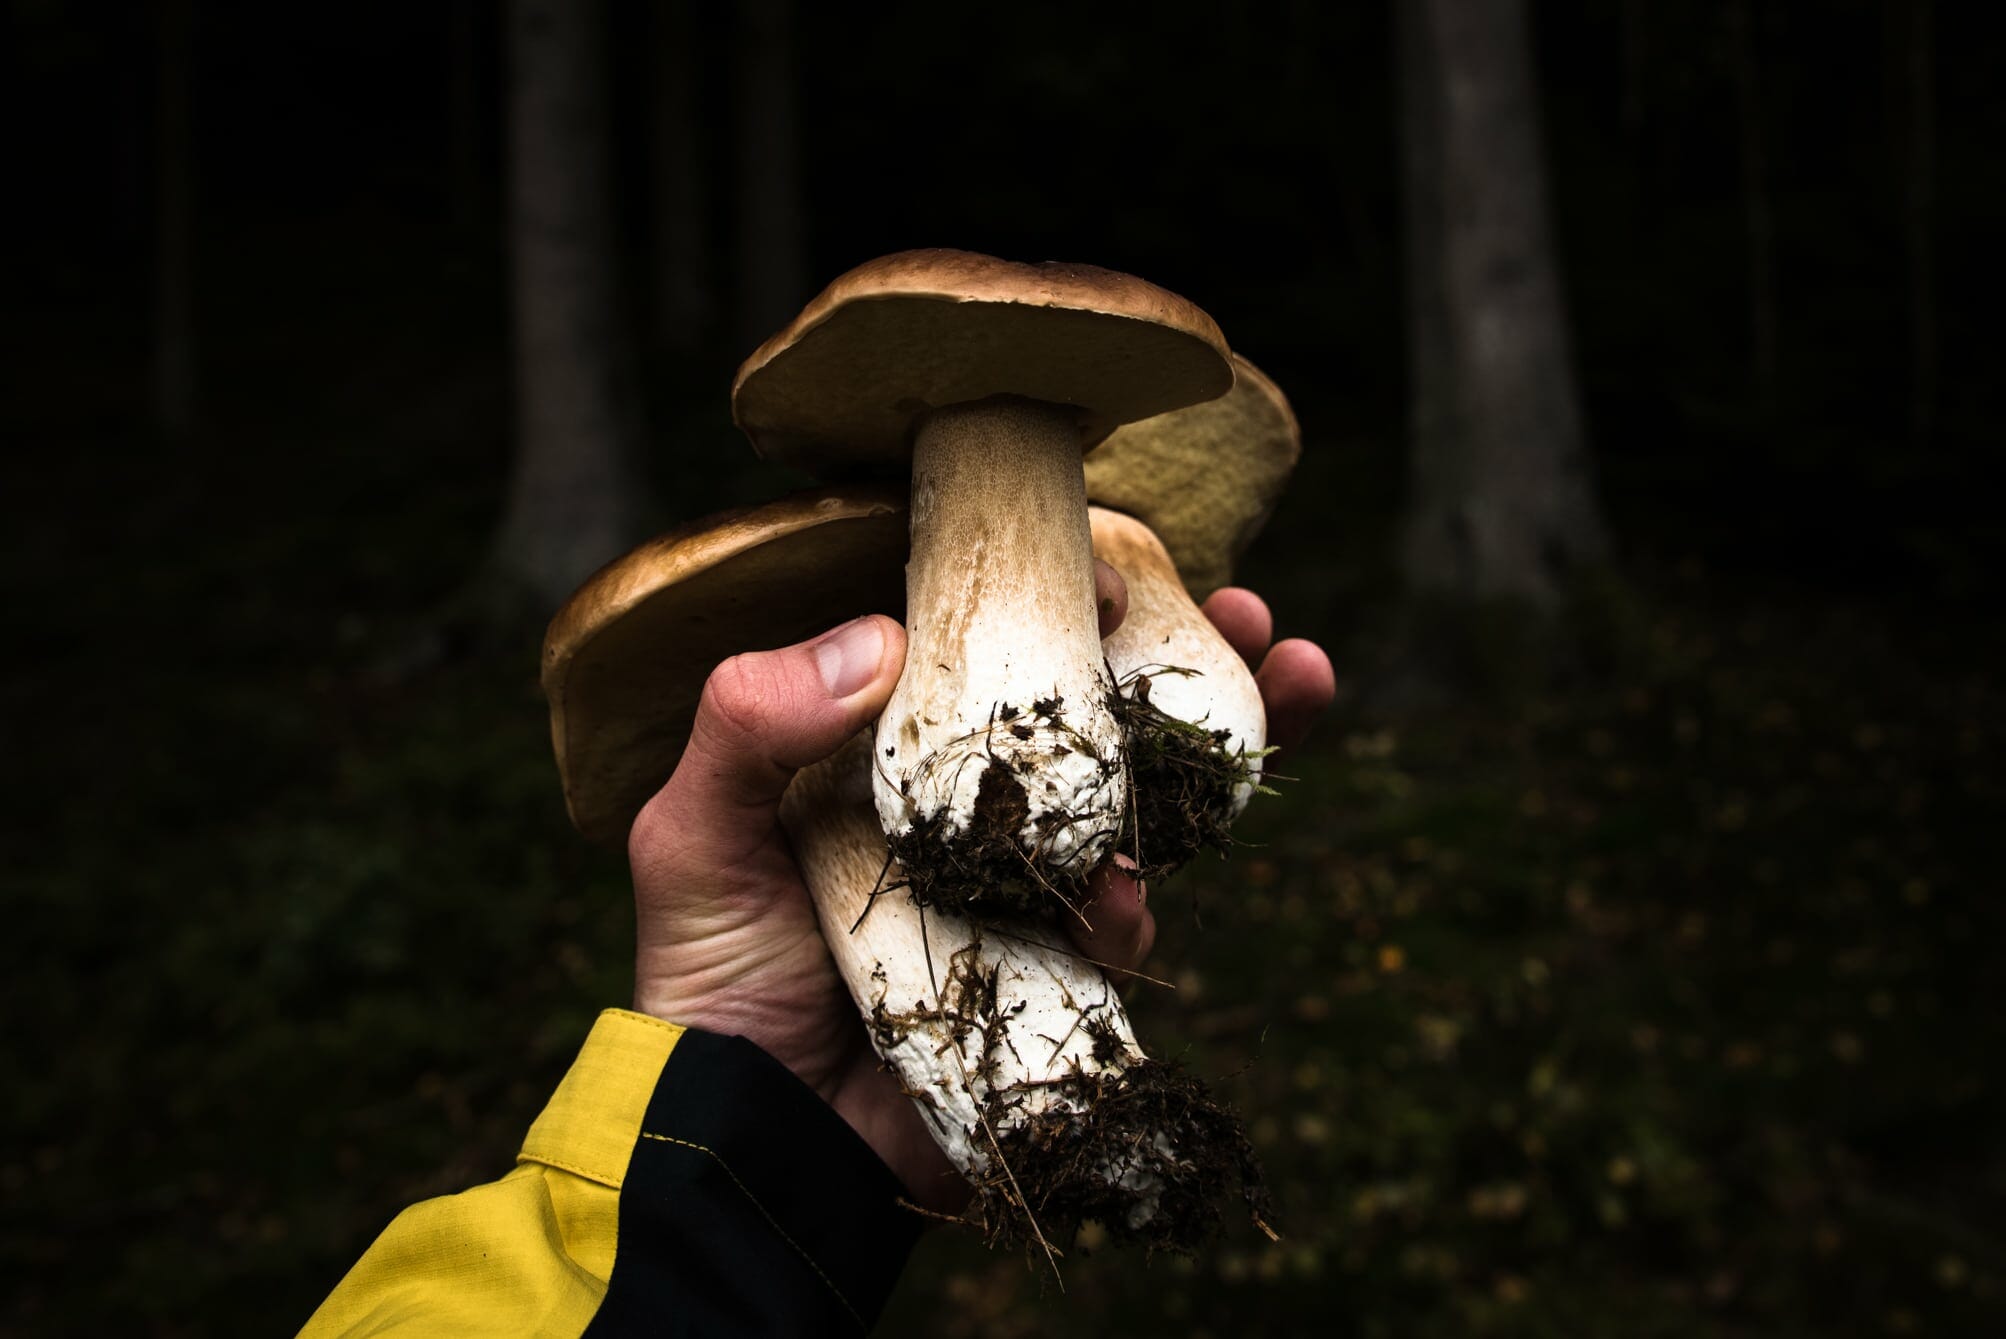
[1396,0,1452,529]
[494,0,647,613]
[1397,0,1608,606]
[732,0,807,353]
[651,0,712,358]
[154,0,195,440]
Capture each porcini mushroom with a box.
[542,487,1266,1257]
[732,249,1234,915]
[1084,356,1302,881]
[542,488,911,843]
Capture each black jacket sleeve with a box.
[299,1010,922,1338]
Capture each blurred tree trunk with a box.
[1397,0,1607,607]
[1906,0,1935,443]
[154,0,195,440]
[732,0,807,352]
[1397,0,1451,540]
[652,0,712,358]
[493,0,647,614]
[1729,0,1778,398]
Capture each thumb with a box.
[628,615,905,884]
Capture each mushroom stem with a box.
[786,733,1261,1253]
[1092,506,1268,881]
[875,397,1127,914]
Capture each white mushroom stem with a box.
[874,397,1126,891]
[784,735,1159,1210]
[1092,506,1268,819]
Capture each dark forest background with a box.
[5,1,2003,1335]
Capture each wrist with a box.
[631,957,851,1108]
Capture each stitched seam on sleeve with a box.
[517,1150,623,1189]
[603,1010,686,1037]
[639,1130,865,1333]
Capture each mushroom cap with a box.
[732,249,1234,475]
[542,486,909,844]
[1083,353,1301,601]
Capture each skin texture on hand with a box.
[626,567,1335,1209]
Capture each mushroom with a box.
[731,249,1234,916]
[1081,355,1304,882]
[542,488,910,843]
[542,486,1266,1257]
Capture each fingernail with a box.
[814,616,885,698]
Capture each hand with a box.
[625,574,1335,1208]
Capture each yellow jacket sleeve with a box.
[298,1010,919,1337]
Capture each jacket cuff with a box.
[527,1010,923,1335]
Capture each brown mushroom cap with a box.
[542,486,909,844]
[732,249,1234,475]
[1083,353,1301,601]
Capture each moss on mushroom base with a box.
[1091,507,1272,886]
[1113,666,1276,885]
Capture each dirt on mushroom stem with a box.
[886,666,1277,909]
[968,1058,1272,1257]
[1112,666,1278,886]
[876,395,1131,915]
[884,695,1120,918]
[787,732,1265,1256]
[871,931,1271,1258]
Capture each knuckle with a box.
[626,794,664,872]
[1130,912,1157,968]
[626,777,682,878]
[698,651,784,746]
[628,651,788,872]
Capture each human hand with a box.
[625,573,1334,1207]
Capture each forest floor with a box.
[881,573,2006,1338]
[6,292,2002,1334]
